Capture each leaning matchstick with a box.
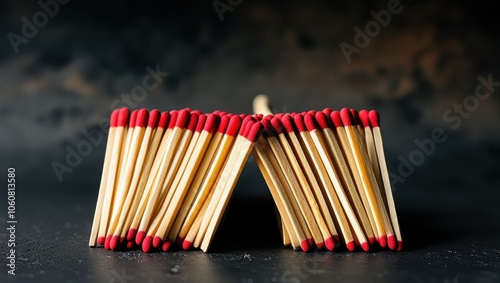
[89,109,119,247]
[359,110,383,190]
[201,120,262,252]
[97,107,130,246]
[369,110,402,251]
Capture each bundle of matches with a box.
[251,95,402,252]
[89,96,402,253]
[88,107,262,252]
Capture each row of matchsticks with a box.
[89,95,402,253]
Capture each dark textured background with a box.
[0,0,499,282]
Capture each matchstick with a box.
[89,109,119,247]
[369,110,402,251]
[359,110,383,190]
[97,107,130,247]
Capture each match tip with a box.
[325,237,335,251]
[182,240,193,250]
[153,236,163,248]
[300,240,310,252]
[148,109,160,128]
[346,241,356,252]
[397,240,403,252]
[293,114,306,132]
[361,242,370,252]
[135,231,146,246]
[110,109,119,127]
[217,114,230,133]
[162,240,173,252]
[304,113,317,132]
[307,238,314,247]
[110,235,120,250]
[104,235,112,250]
[195,114,207,133]
[340,108,353,126]
[281,114,295,133]
[167,111,178,129]
[368,110,380,127]
[333,235,340,244]
[182,109,195,131]
[136,108,149,128]
[270,117,284,134]
[315,111,330,130]
[158,112,170,129]
[350,109,360,125]
[368,237,376,245]
[226,115,242,137]
[97,236,105,245]
[378,236,387,248]
[331,111,343,128]
[246,121,262,142]
[358,110,370,128]
[126,229,137,241]
[142,236,153,253]
[129,109,138,128]
[204,114,220,134]
[388,235,397,250]
[322,108,333,116]
[316,241,324,250]
[117,107,130,127]
[126,241,135,250]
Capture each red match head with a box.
[239,116,256,136]
[245,121,262,142]
[368,110,380,128]
[148,109,160,128]
[217,114,230,134]
[195,114,207,133]
[186,112,199,131]
[204,113,220,134]
[136,108,149,128]
[129,109,138,128]
[270,117,284,135]
[176,109,191,128]
[322,108,333,117]
[331,111,343,128]
[314,111,331,130]
[261,118,273,137]
[350,109,360,126]
[117,107,130,127]
[281,114,295,133]
[168,111,178,129]
[304,113,318,132]
[293,114,307,133]
[158,111,170,129]
[340,108,354,126]
[110,109,119,127]
[226,115,242,137]
[358,110,370,128]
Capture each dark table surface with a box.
[1,165,499,283]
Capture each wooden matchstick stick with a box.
[89,109,119,247]
[359,110,383,190]
[369,110,402,251]
[98,107,130,248]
